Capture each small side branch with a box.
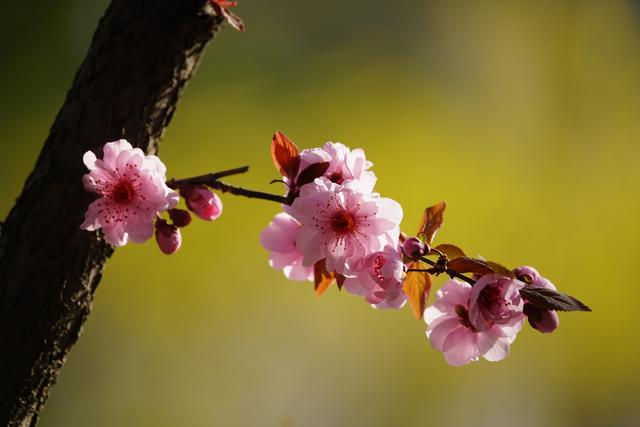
[419,256,476,285]
[167,165,249,187]
[167,166,291,205]
[208,180,289,204]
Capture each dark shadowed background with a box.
[1,1,639,426]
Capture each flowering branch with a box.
[80,131,591,368]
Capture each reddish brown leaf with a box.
[434,243,465,260]
[520,287,591,312]
[271,131,300,180]
[448,257,494,275]
[417,201,447,245]
[296,161,330,187]
[484,261,515,277]
[314,259,335,296]
[402,261,432,320]
[211,0,238,7]
[335,273,346,290]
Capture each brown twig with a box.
[166,166,250,187]
[418,256,476,285]
[167,166,291,205]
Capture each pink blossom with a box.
[260,212,314,281]
[181,186,223,221]
[289,177,402,276]
[425,280,524,366]
[515,266,560,333]
[468,274,526,332]
[343,245,407,309]
[155,218,182,255]
[81,140,178,246]
[297,142,377,192]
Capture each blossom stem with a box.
[167,166,250,187]
[418,256,476,285]
[167,166,291,205]
[206,180,290,204]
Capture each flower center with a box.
[329,171,344,184]
[455,305,477,331]
[330,209,356,235]
[111,181,135,204]
[371,254,386,282]
[478,286,511,324]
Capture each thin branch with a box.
[167,165,249,188]
[167,165,291,205]
[207,179,290,204]
[419,256,476,285]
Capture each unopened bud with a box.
[155,218,182,255]
[514,266,539,284]
[402,237,428,260]
[180,185,223,221]
[168,209,191,227]
[523,303,559,333]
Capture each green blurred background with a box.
[1,1,639,426]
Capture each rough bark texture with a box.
[0,1,223,425]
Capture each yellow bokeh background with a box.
[1,1,639,426]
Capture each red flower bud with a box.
[180,185,223,221]
[155,219,181,255]
[168,208,191,228]
[402,237,427,260]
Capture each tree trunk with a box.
[0,1,223,425]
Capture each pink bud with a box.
[168,208,191,227]
[523,303,560,333]
[155,219,181,255]
[514,266,539,284]
[181,185,223,221]
[402,237,427,260]
[517,266,560,333]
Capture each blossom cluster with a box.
[80,140,222,254]
[81,136,590,367]
[424,269,557,366]
[261,133,406,308]
[258,133,587,366]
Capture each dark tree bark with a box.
[0,1,223,425]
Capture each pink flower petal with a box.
[127,217,155,243]
[428,316,462,352]
[442,328,479,366]
[102,139,132,169]
[478,336,510,362]
[342,277,369,296]
[269,250,299,270]
[83,151,98,170]
[103,222,127,247]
